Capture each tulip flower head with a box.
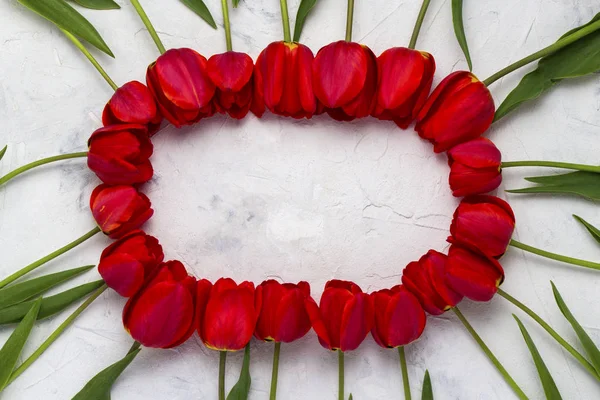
[103,81,162,134]
[206,51,254,119]
[447,138,502,197]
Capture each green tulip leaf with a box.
[180,0,217,29]
[232,0,241,8]
[293,0,319,42]
[551,282,600,375]
[0,146,7,162]
[451,0,472,71]
[573,215,600,245]
[348,395,353,400]
[514,315,562,400]
[68,0,120,10]
[421,370,433,400]
[0,298,41,391]
[0,280,105,325]
[72,342,142,400]
[506,171,600,201]
[17,0,114,57]
[226,344,251,400]
[0,265,94,310]
[495,13,600,121]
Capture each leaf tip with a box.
[0,145,7,161]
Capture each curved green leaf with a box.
[180,0,217,29]
[451,0,472,71]
[0,146,7,162]
[573,215,600,245]
[232,0,241,8]
[293,0,319,42]
[514,315,562,399]
[551,282,600,376]
[227,344,251,400]
[0,298,41,391]
[421,370,433,400]
[17,0,114,57]
[506,171,600,201]
[69,0,120,10]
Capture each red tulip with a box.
[90,184,153,239]
[449,195,515,258]
[206,51,254,119]
[254,280,312,343]
[402,250,463,315]
[98,230,164,297]
[312,41,377,121]
[102,81,162,135]
[371,285,426,348]
[252,41,317,119]
[197,278,261,351]
[372,48,435,128]
[448,138,502,197]
[415,71,495,153]
[147,48,216,127]
[446,244,505,302]
[305,280,374,352]
[87,124,153,185]
[123,261,199,348]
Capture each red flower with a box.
[305,280,374,352]
[312,41,377,121]
[252,41,317,119]
[197,278,261,351]
[372,48,435,128]
[206,51,254,119]
[402,250,463,315]
[102,81,162,135]
[448,138,502,197]
[90,184,153,239]
[123,261,199,348]
[87,124,153,185]
[98,230,164,297]
[449,195,515,258]
[254,280,312,343]
[147,48,216,127]
[371,285,426,348]
[415,71,495,153]
[446,245,505,302]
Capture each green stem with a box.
[338,350,345,400]
[279,0,292,43]
[452,307,529,400]
[221,0,233,51]
[6,284,108,386]
[0,227,101,289]
[501,161,600,174]
[408,0,431,49]
[219,351,227,400]
[510,239,600,271]
[398,347,411,400]
[483,18,600,86]
[345,0,355,42]
[129,0,166,54]
[269,342,281,400]
[0,152,88,187]
[497,289,600,381]
[60,29,118,91]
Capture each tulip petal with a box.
[98,253,144,297]
[446,246,504,302]
[339,293,374,352]
[305,296,332,349]
[273,288,312,343]
[384,288,426,347]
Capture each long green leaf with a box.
[226,344,251,400]
[293,0,318,42]
[17,0,114,57]
[506,171,600,201]
[451,0,472,71]
[69,0,120,10]
[180,0,217,29]
[551,282,600,375]
[0,298,41,391]
[0,280,105,325]
[514,315,562,400]
[0,265,94,310]
[72,342,142,400]
[573,215,600,245]
[495,13,600,121]
[0,146,7,162]
[421,370,433,400]
[232,0,240,8]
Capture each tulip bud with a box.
[206,51,254,119]
[102,81,162,135]
[447,138,502,197]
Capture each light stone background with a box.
[1,0,599,399]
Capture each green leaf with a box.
[293,0,319,42]
[0,298,41,391]
[495,13,600,121]
[573,215,600,245]
[421,370,433,400]
[68,0,120,10]
[0,280,104,325]
[180,0,217,29]
[506,171,600,201]
[17,0,114,57]
[0,146,7,162]
[348,395,353,400]
[451,0,472,71]
[514,315,562,400]
[226,344,251,400]
[232,0,240,8]
[551,282,600,376]
[72,342,142,400]
[0,265,94,310]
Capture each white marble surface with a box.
[1,0,600,399]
